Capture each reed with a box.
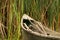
[0,0,60,40]
[22,0,60,31]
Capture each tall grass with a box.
[0,0,60,40]
[0,0,21,40]
[22,0,60,31]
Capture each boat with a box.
[21,14,60,40]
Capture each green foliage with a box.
[0,0,60,40]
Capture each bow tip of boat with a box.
[22,14,33,20]
[22,14,29,19]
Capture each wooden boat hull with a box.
[21,14,60,40]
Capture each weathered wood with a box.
[21,14,60,40]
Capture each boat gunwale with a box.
[21,14,60,39]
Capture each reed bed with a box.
[0,0,60,40]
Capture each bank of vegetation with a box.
[0,0,60,40]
